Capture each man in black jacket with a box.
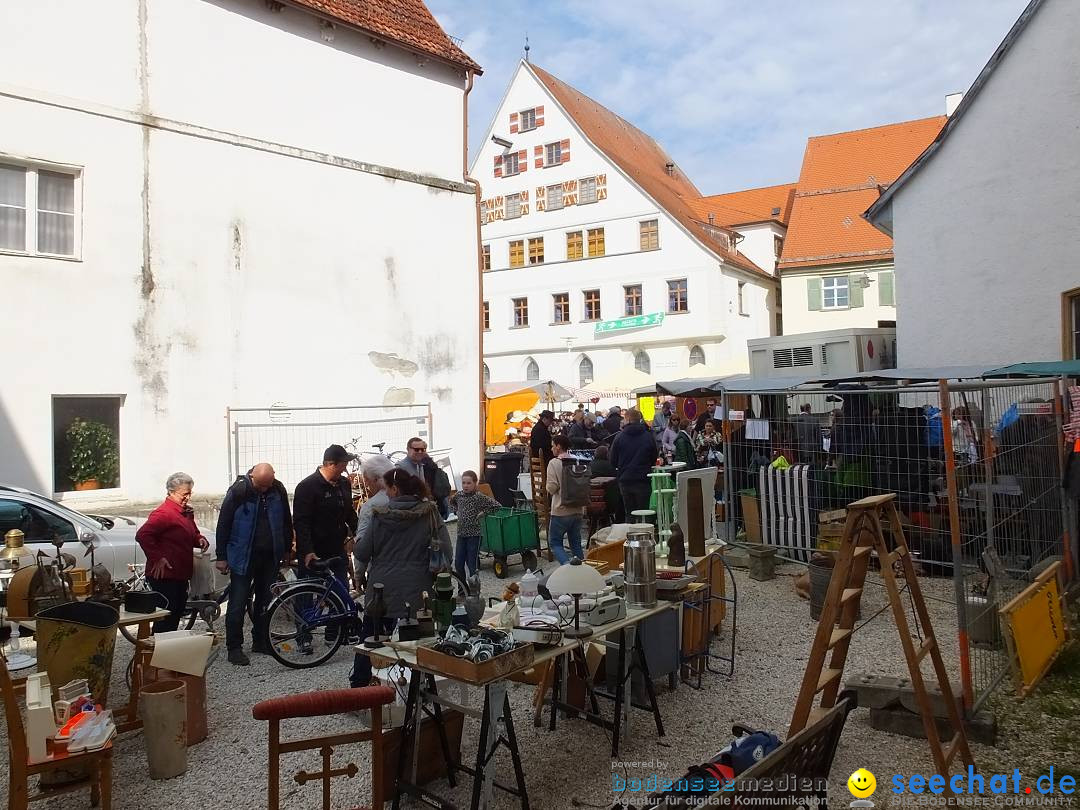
[293,445,358,574]
[610,409,658,516]
[529,410,555,466]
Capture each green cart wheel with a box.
[493,556,509,578]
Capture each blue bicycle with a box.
[262,557,361,668]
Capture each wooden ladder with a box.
[788,493,975,774]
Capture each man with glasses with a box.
[397,437,452,519]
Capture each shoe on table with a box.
[228,648,251,666]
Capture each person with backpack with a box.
[545,434,588,563]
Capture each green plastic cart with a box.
[480,507,540,578]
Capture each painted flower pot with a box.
[35,600,119,704]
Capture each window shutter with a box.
[534,145,543,169]
[848,274,864,308]
[535,105,544,127]
[518,149,528,173]
[560,138,570,163]
[878,271,895,306]
[494,155,502,178]
[807,277,822,311]
[510,112,519,134]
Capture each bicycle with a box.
[261,558,469,669]
[260,557,361,668]
[344,438,407,510]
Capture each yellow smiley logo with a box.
[848,769,877,798]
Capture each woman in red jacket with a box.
[136,472,210,632]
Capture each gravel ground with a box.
[2,547,1074,810]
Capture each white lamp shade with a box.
[546,559,604,596]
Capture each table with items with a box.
[362,600,677,810]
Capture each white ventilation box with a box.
[748,327,897,378]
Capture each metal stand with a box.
[679,551,738,687]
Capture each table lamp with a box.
[546,557,605,638]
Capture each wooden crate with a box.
[416,642,534,685]
[380,710,464,789]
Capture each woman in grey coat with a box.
[349,467,452,686]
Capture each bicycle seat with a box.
[308,556,345,574]
[371,442,386,452]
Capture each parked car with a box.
[0,484,222,591]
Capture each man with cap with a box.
[530,410,555,466]
[293,444,359,574]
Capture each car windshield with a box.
[27,492,105,531]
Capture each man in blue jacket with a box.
[610,409,659,517]
[215,463,293,665]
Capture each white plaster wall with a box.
[477,63,771,386]
[780,264,896,335]
[733,222,783,278]
[890,0,1080,366]
[0,0,480,500]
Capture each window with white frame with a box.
[505,193,522,220]
[544,142,562,166]
[503,152,521,176]
[0,162,79,257]
[689,345,706,367]
[546,184,564,211]
[579,176,597,205]
[578,355,594,387]
[519,108,536,131]
[822,276,849,309]
[634,350,651,374]
[526,357,540,380]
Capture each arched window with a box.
[634,350,651,374]
[525,357,540,381]
[483,363,491,385]
[689,345,706,367]
[579,355,594,387]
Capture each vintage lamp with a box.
[546,557,605,639]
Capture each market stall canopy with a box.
[813,365,999,385]
[484,380,574,445]
[587,367,655,399]
[654,376,728,398]
[983,360,1080,378]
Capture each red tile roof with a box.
[286,0,481,73]
[779,116,945,269]
[528,63,766,277]
[690,183,796,227]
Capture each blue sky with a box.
[428,0,1030,193]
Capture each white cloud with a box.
[429,0,1030,191]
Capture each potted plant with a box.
[65,418,119,491]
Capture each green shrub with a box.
[65,418,119,486]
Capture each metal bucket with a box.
[623,528,657,608]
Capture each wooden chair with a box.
[585,537,625,572]
[252,685,395,810]
[1,657,112,810]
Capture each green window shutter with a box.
[807,277,822,311]
[848,274,864,308]
[878,271,895,307]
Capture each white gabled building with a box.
[0,0,482,503]
[475,62,776,394]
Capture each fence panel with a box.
[226,404,431,493]
[718,377,1069,714]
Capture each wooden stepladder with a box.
[788,493,975,774]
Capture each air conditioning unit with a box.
[748,327,897,379]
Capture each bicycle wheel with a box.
[262,582,348,669]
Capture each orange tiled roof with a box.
[690,183,796,227]
[287,0,481,72]
[780,116,944,269]
[528,63,766,277]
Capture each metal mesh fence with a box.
[717,377,1071,713]
[226,404,431,493]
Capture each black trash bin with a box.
[483,453,525,506]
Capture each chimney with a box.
[707,213,715,225]
[945,92,963,116]
[664,162,675,176]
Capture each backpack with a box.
[431,466,452,498]
[559,457,591,507]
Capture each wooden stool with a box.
[2,658,113,810]
[252,685,395,810]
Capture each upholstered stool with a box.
[252,686,395,810]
